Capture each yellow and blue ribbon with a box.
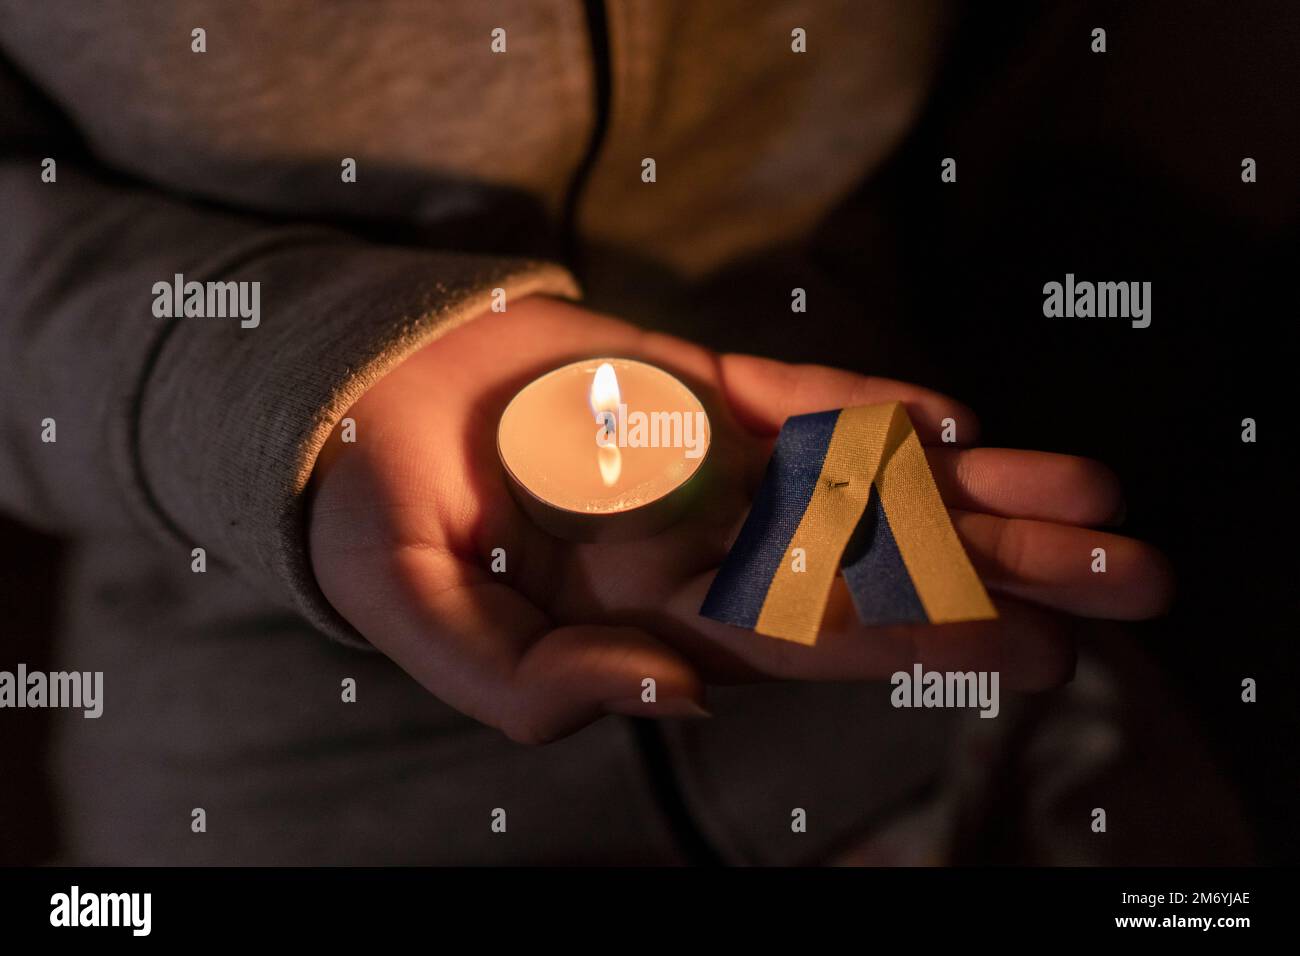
[701,402,996,644]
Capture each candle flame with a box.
[590,362,621,429]
[591,363,622,486]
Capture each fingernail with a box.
[602,696,712,719]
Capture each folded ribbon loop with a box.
[700,402,996,644]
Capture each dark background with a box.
[2,1,1296,864]
[908,0,1298,864]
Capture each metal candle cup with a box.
[496,358,711,542]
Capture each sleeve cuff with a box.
[135,236,580,647]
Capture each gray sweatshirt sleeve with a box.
[0,62,580,646]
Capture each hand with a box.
[308,296,1173,743]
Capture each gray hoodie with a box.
[0,0,961,863]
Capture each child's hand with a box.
[308,296,1172,743]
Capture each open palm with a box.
[308,296,1172,743]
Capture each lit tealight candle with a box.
[497,358,711,541]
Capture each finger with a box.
[716,353,979,445]
[665,574,1074,692]
[928,447,1126,526]
[951,510,1175,620]
[322,545,706,745]
[897,599,1077,692]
